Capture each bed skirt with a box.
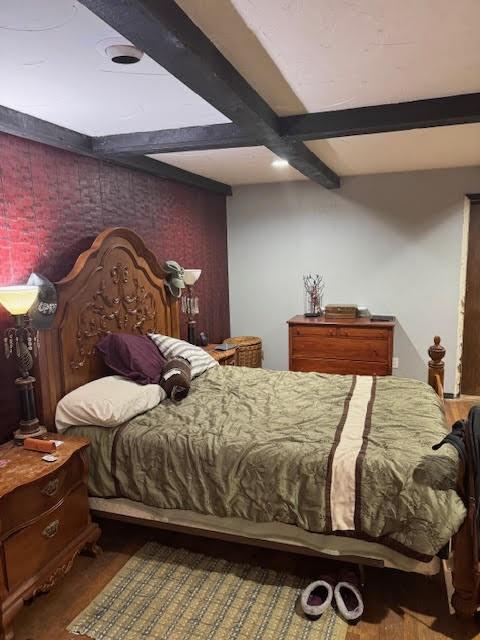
[89,496,440,576]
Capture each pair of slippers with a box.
[300,567,364,623]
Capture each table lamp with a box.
[181,269,202,344]
[0,285,46,442]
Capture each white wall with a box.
[227,167,480,394]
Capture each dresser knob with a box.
[41,478,59,497]
[42,519,59,539]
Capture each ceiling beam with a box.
[281,93,480,142]
[78,0,340,189]
[0,104,92,155]
[110,155,232,195]
[93,122,257,156]
[92,92,480,157]
[0,105,231,195]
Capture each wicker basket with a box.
[223,336,263,368]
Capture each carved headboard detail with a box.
[36,228,180,429]
[71,262,158,370]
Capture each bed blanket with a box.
[71,367,465,560]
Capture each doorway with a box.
[461,196,480,395]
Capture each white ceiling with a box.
[150,147,308,185]
[0,0,228,135]
[308,124,480,177]
[178,0,480,115]
[0,0,479,184]
[153,124,480,184]
[167,0,480,182]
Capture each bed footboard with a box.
[428,337,480,617]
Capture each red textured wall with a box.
[0,132,230,441]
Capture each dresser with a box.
[288,316,395,376]
[0,436,100,640]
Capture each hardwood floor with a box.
[13,398,480,640]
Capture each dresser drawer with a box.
[1,451,84,537]
[291,336,388,362]
[4,484,89,590]
[336,327,389,340]
[290,326,337,338]
[290,357,390,376]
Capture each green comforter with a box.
[70,367,465,560]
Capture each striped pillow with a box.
[148,334,218,379]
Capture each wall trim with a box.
[454,196,471,396]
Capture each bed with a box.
[35,227,475,616]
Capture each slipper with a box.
[300,579,334,620]
[334,568,364,622]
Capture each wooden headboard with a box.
[36,228,180,429]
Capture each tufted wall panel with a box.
[0,132,229,441]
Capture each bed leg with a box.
[442,559,455,615]
[451,522,480,618]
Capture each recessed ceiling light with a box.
[271,158,290,168]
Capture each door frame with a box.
[455,194,480,396]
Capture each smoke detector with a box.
[105,44,143,64]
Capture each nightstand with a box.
[203,344,236,366]
[0,436,100,640]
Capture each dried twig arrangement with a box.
[303,273,325,316]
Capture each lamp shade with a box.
[0,285,39,316]
[183,269,202,286]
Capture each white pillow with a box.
[148,334,218,379]
[55,375,165,433]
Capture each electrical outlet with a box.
[392,357,399,369]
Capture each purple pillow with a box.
[96,333,167,385]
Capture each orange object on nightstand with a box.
[23,438,56,453]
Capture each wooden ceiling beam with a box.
[110,155,232,195]
[93,123,257,156]
[281,93,480,142]
[92,92,480,157]
[0,105,232,195]
[0,104,92,155]
[78,0,340,189]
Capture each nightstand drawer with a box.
[1,451,84,537]
[4,484,89,590]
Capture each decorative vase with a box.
[303,274,324,317]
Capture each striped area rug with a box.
[68,542,347,640]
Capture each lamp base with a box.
[187,320,197,345]
[14,424,47,445]
[13,375,45,444]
